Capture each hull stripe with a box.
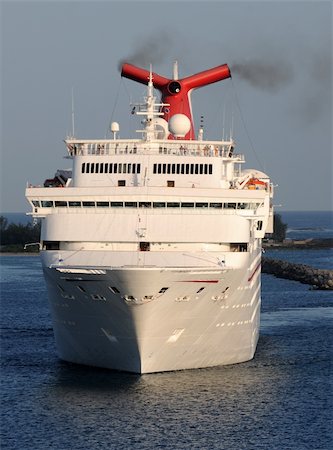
[248,262,261,282]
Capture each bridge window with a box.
[111,202,123,207]
[82,201,95,207]
[153,202,165,208]
[181,202,194,208]
[41,200,53,207]
[97,201,109,207]
[210,203,222,209]
[55,201,67,207]
[139,202,151,208]
[69,201,81,207]
[167,202,180,208]
[125,201,137,208]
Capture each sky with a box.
[1,0,332,212]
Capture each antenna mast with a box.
[71,88,75,138]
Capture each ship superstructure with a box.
[26,62,273,373]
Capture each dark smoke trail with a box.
[118,32,175,71]
[231,60,294,92]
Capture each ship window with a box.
[97,201,109,207]
[153,202,166,208]
[118,164,122,174]
[186,164,190,174]
[210,202,222,209]
[44,241,60,250]
[86,163,90,173]
[104,163,108,173]
[41,200,53,207]
[91,294,106,301]
[167,163,171,174]
[108,164,113,173]
[159,287,169,294]
[163,163,167,173]
[196,202,208,208]
[111,201,123,207]
[197,287,205,294]
[167,180,175,187]
[139,242,150,251]
[225,203,236,209]
[57,284,65,292]
[181,202,194,208]
[204,164,208,175]
[109,286,120,294]
[123,164,127,174]
[125,201,137,208]
[157,164,162,174]
[118,180,126,186]
[95,163,100,173]
[176,164,180,174]
[55,201,67,207]
[195,164,199,174]
[153,163,157,174]
[190,164,194,174]
[81,163,85,173]
[77,285,87,293]
[199,164,204,174]
[237,203,247,209]
[69,201,81,207]
[167,202,180,208]
[257,221,263,230]
[181,164,185,174]
[83,201,95,207]
[114,163,118,173]
[91,163,95,173]
[127,164,131,173]
[172,164,176,174]
[139,202,151,208]
[32,200,40,207]
[137,164,141,174]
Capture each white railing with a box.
[65,140,244,161]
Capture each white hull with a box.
[42,251,261,373]
[26,60,273,373]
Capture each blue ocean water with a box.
[266,211,333,269]
[1,211,332,450]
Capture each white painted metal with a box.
[26,64,273,373]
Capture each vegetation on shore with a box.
[0,216,41,253]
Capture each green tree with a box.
[0,216,41,251]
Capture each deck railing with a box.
[66,140,244,161]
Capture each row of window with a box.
[80,162,213,175]
[153,163,213,175]
[81,162,141,174]
[33,200,261,209]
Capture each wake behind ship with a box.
[26,61,274,373]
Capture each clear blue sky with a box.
[1,0,332,212]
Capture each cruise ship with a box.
[26,61,274,373]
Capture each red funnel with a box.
[121,63,231,139]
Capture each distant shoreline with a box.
[263,238,332,250]
[0,252,39,256]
